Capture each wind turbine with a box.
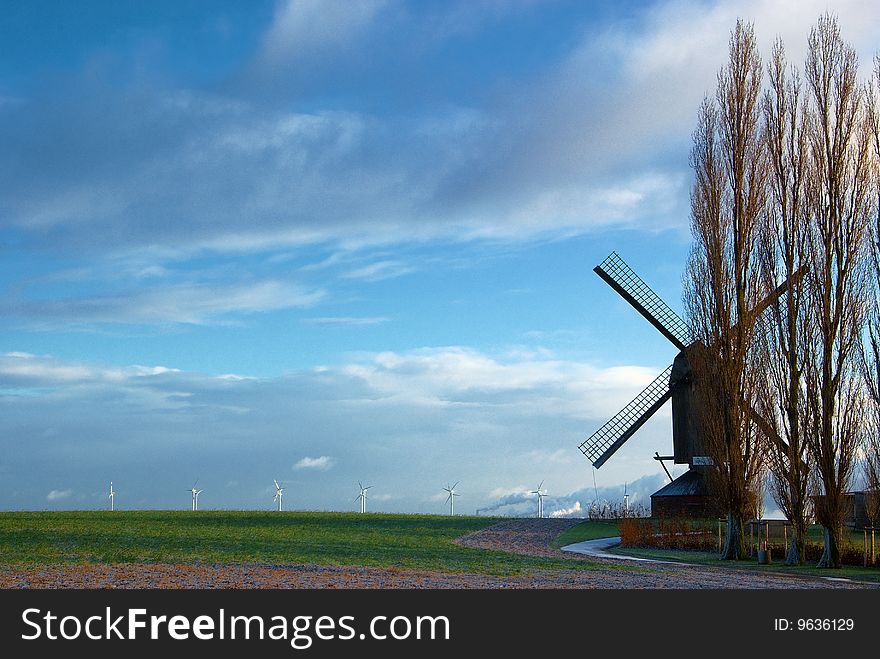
[355,482,372,514]
[530,480,547,518]
[108,481,115,511]
[443,482,460,516]
[623,482,629,517]
[189,480,203,511]
[273,480,284,512]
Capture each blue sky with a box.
[2,0,878,515]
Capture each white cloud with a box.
[342,260,415,282]
[0,353,176,386]
[0,352,98,383]
[487,485,531,500]
[0,348,673,510]
[294,456,335,471]
[260,0,388,66]
[47,489,72,501]
[8,279,325,326]
[2,1,879,270]
[303,317,389,326]
[521,449,571,466]
[340,346,660,421]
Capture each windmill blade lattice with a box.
[594,252,691,351]
[579,364,674,468]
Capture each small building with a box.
[650,469,718,519]
[844,490,879,528]
[811,490,879,528]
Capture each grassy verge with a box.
[0,511,622,577]
[550,520,620,548]
[610,544,880,583]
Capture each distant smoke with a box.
[477,472,667,518]
[549,501,581,518]
[476,489,541,517]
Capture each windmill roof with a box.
[651,469,710,498]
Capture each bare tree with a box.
[685,20,767,560]
[801,14,873,568]
[862,54,880,530]
[757,38,813,565]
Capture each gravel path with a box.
[1,519,876,589]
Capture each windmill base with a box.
[649,468,717,519]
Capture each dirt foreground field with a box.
[1,519,876,589]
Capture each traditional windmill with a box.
[579,252,798,517]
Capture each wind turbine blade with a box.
[538,480,544,490]
[452,481,459,490]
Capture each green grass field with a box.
[4,512,875,582]
[0,511,622,577]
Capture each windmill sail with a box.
[579,364,674,468]
[581,252,807,485]
[594,252,691,351]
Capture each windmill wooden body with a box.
[579,252,799,517]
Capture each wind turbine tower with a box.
[356,482,372,514]
[273,480,284,512]
[530,481,547,518]
[189,480,203,511]
[443,482,459,516]
[108,481,115,511]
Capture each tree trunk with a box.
[784,520,807,566]
[816,525,841,568]
[785,528,806,566]
[720,511,745,559]
[785,535,798,565]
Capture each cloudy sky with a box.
[2,0,879,515]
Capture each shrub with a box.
[619,516,722,552]
[620,517,878,566]
[618,518,655,546]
